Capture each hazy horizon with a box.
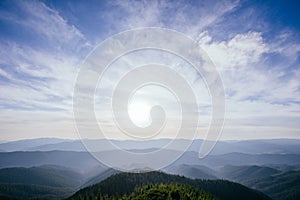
[2,136,300,143]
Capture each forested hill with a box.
[124,183,216,200]
[68,171,271,200]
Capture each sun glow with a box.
[128,100,151,127]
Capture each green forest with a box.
[69,171,270,200]
[71,183,216,200]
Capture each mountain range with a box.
[0,138,299,199]
[1,138,300,155]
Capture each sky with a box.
[0,0,300,141]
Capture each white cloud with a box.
[104,0,239,37]
[0,1,93,140]
[0,42,81,109]
[193,29,300,139]
[15,1,89,50]
[198,31,268,69]
[0,68,13,80]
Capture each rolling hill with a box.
[166,164,300,200]
[69,171,271,200]
[0,151,103,172]
[164,164,217,179]
[80,168,119,189]
[0,165,83,188]
[0,165,84,199]
[245,170,300,200]
[218,165,281,183]
[0,183,74,200]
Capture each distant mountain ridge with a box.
[164,164,217,179]
[1,150,300,171]
[0,138,73,152]
[218,165,281,183]
[1,138,300,155]
[0,151,104,172]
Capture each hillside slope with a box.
[0,165,84,199]
[0,165,83,188]
[164,164,217,179]
[218,165,280,183]
[246,170,300,200]
[126,183,216,200]
[69,171,271,200]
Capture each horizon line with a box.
[1,137,300,143]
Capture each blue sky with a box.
[0,0,299,141]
